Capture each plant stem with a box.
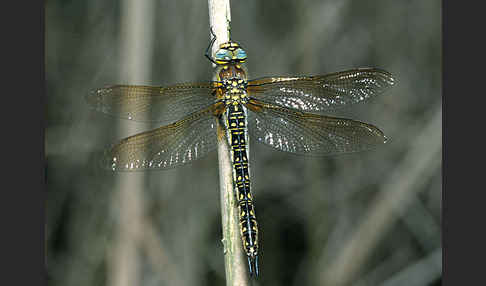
[208,0,251,285]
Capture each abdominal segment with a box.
[224,103,259,259]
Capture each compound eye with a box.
[215,49,232,62]
[234,48,247,60]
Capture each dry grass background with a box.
[46,0,441,285]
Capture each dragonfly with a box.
[86,34,394,277]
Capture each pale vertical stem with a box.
[208,0,251,285]
[108,1,154,286]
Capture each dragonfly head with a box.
[214,41,247,65]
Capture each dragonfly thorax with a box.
[214,63,249,104]
[221,78,248,105]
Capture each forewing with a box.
[247,68,394,114]
[86,82,216,124]
[247,100,386,155]
[102,106,218,171]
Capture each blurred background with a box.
[46,0,441,285]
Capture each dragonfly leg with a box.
[205,27,217,64]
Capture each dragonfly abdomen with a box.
[225,103,259,276]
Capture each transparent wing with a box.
[102,106,218,171]
[247,100,387,155]
[247,68,394,114]
[86,82,216,124]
